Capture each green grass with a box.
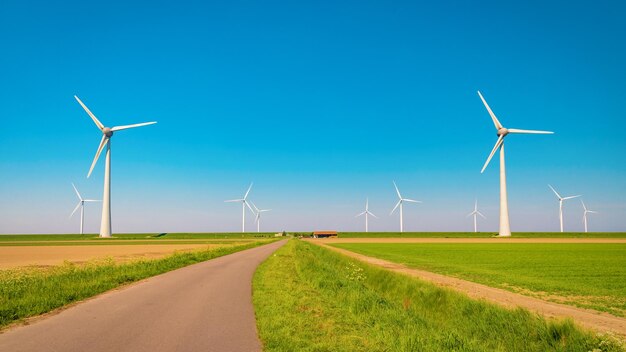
[253,240,624,351]
[330,243,626,317]
[0,240,274,329]
[336,232,626,238]
[0,232,279,242]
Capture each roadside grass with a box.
[254,240,624,351]
[0,240,273,329]
[331,243,626,317]
[0,232,279,241]
[337,232,626,238]
[0,240,259,247]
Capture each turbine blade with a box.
[244,183,253,199]
[403,198,421,203]
[71,183,82,201]
[88,135,107,178]
[477,211,486,219]
[581,200,587,211]
[244,200,255,215]
[355,211,366,217]
[548,184,562,199]
[480,135,504,173]
[588,211,599,214]
[507,128,554,134]
[224,199,244,202]
[563,195,582,200]
[111,121,157,132]
[477,91,503,130]
[390,200,401,215]
[75,96,104,130]
[393,181,402,199]
[70,202,81,218]
[250,201,260,213]
[369,211,378,219]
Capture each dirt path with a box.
[0,244,225,269]
[0,240,286,352]
[312,241,626,336]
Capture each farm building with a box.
[312,231,338,238]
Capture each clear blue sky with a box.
[1,0,625,233]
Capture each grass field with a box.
[0,232,278,242]
[253,240,623,351]
[330,243,626,317]
[0,239,274,329]
[336,232,626,238]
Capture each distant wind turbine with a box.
[390,182,421,233]
[225,183,255,233]
[581,200,598,233]
[355,198,377,232]
[478,91,553,236]
[548,184,581,232]
[69,183,101,235]
[75,96,157,238]
[251,202,271,233]
[466,199,486,233]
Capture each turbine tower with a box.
[466,199,486,233]
[390,182,421,233]
[70,183,100,235]
[251,202,271,233]
[548,185,581,232]
[478,91,553,237]
[355,198,377,232]
[75,96,157,238]
[225,183,255,233]
[581,200,598,233]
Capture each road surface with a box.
[0,240,286,352]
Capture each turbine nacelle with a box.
[497,128,509,137]
[102,127,113,137]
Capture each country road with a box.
[0,239,287,352]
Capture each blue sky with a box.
[1,0,625,233]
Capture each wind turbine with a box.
[69,183,101,235]
[225,183,255,233]
[581,200,598,233]
[251,202,271,233]
[548,185,581,232]
[466,199,486,233]
[355,198,377,232]
[390,182,421,233]
[75,96,157,238]
[478,91,553,237]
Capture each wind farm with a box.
[1,1,625,352]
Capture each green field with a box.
[330,243,626,316]
[254,240,623,351]
[0,240,274,329]
[336,232,626,238]
[0,232,278,242]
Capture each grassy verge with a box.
[331,243,626,317]
[253,240,624,352]
[0,232,280,241]
[337,232,626,238]
[0,240,274,329]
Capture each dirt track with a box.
[0,244,224,269]
[308,239,626,336]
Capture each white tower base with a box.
[498,143,511,237]
[99,140,112,238]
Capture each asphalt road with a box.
[0,240,286,352]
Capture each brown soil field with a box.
[308,237,626,244]
[309,240,626,336]
[0,244,226,269]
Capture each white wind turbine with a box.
[390,182,421,233]
[225,183,255,233]
[466,199,486,233]
[478,91,553,237]
[69,183,101,235]
[75,96,157,238]
[548,185,581,232]
[251,202,271,233]
[581,200,598,233]
[355,198,377,232]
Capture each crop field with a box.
[329,242,626,317]
[336,232,626,238]
[254,240,623,351]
